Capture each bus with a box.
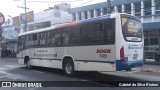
[17,13,144,76]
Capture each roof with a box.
[0,39,17,43]
[143,22,160,30]
[71,0,146,13]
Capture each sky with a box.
[0,0,106,18]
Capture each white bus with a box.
[17,13,144,76]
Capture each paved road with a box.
[0,58,160,90]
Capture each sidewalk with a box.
[141,64,160,73]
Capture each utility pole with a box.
[13,0,28,32]
[107,0,112,14]
[24,0,27,32]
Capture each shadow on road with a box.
[7,66,145,86]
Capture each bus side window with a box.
[88,23,103,44]
[39,32,47,46]
[70,26,80,45]
[47,31,55,46]
[18,36,26,52]
[80,22,103,45]
[62,28,70,46]
[26,34,34,48]
[104,19,115,44]
[54,30,61,46]
[33,34,39,46]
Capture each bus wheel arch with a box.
[62,56,75,76]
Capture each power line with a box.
[75,0,92,7]
[27,0,84,3]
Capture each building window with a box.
[117,5,122,13]
[78,12,82,20]
[103,8,107,15]
[150,38,158,45]
[96,9,101,16]
[144,0,152,16]
[90,10,94,18]
[73,13,76,21]
[124,4,131,14]
[135,2,141,16]
[155,0,160,14]
[144,38,149,46]
[84,11,88,19]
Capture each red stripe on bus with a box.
[55,22,78,29]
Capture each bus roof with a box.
[18,13,138,37]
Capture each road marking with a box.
[31,70,44,73]
[81,79,111,87]
[5,65,14,67]
[127,70,141,73]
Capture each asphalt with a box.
[0,57,160,73]
[0,57,160,90]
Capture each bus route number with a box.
[100,54,107,58]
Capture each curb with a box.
[141,69,160,73]
[141,69,154,72]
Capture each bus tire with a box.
[25,57,32,69]
[63,59,75,76]
[26,60,32,69]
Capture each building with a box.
[54,3,71,12]
[27,9,72,31]
[70,0,160,51]
[0,15,20,52]
[1,8,72,52]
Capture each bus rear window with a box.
[121,16,142,42]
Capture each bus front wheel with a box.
[63,60,75,76]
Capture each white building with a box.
[27,9,72,32]
[54,3,71,12]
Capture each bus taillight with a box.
[120,46,124,61]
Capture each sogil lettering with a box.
[96,49,111,53]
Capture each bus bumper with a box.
[116,60,143,71]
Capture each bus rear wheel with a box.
[63,60,75,76]
[25,58,32,69]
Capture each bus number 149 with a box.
[100,54,107,58]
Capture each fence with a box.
[144,51,160,62]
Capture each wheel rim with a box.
[27,60,31,68]
[65,63,73,75]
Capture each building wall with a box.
[27,9,72,31]
[54,3,71,12]
[154,16,160,22]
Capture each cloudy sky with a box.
[0,0,106,18]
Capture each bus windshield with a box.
[121,15,142,42]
